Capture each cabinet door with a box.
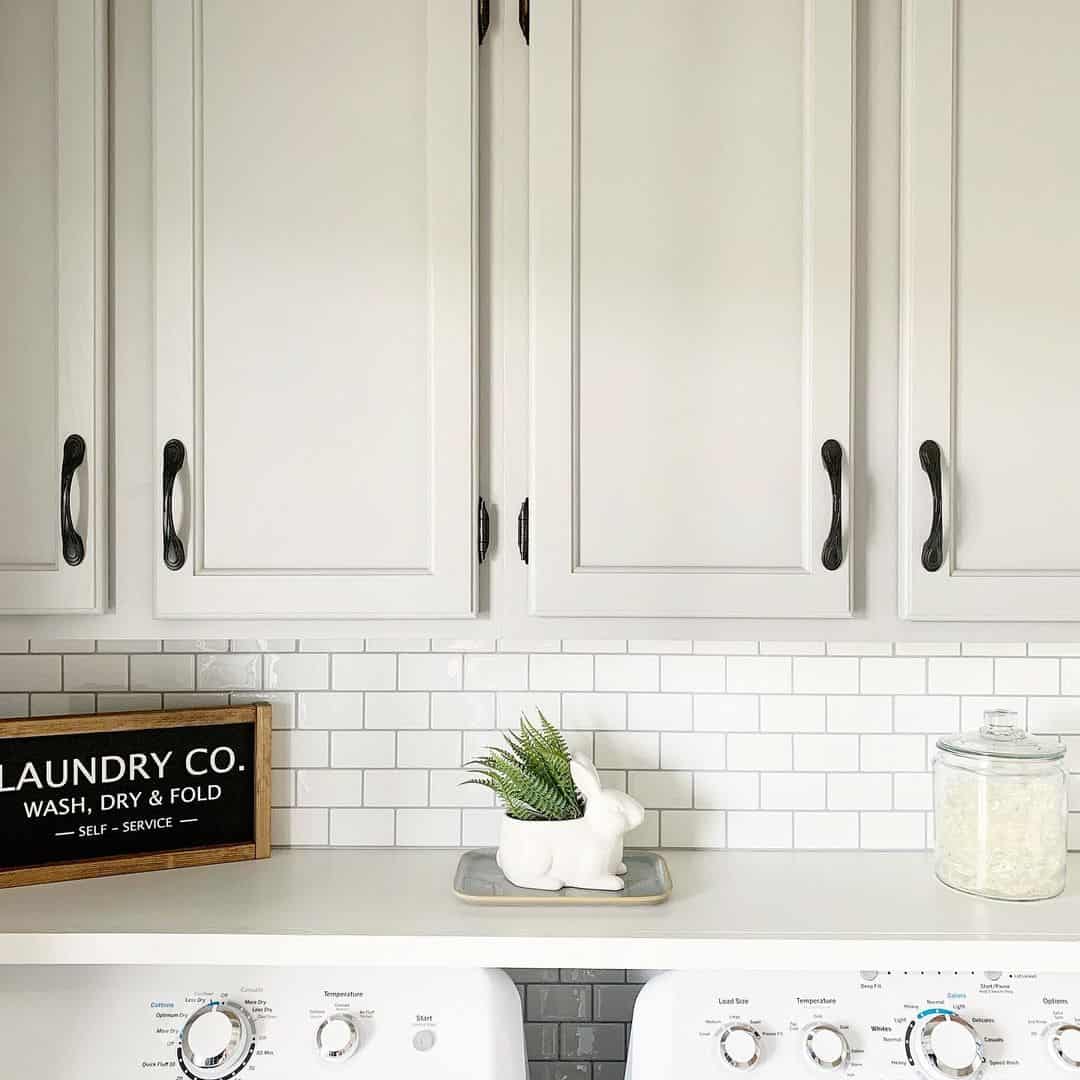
[0,0,107,613]
[153,0,478,619]
[528,0,854,617]
[901,1,1080,620]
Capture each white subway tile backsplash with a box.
[273,731,329,769]
[659,733,726,770]
[330,809,394,846]
[331,731,396,768]
[760,696,825,732]
[131,654,194,692]
[794,734,858,772]
[272,808,328,845]
[860,811,926,850]
[364,692,428,729]
[761,773,826,810]
[332,654,396,690]
[0,655,61,692]
[363,770,427,807]
[994,657,1059,695]
[828,774,892,810]
[859,658,925,695]
[431,692,496,729]
[196,654,260,691]
[395,809,461,846]
[793,657,859,694]
[827,696,892,733]
[694,772,759,809]
[298,692,364,729]
[265,653,328,690]
[728,733,792,771]
[13,638,1080,854]
[728,811,792,849]
[795,811,859,849]
[464,654,529,691]
[596,654,659,692]
[398,653,463,691]
[894,695,959,732]
[928,657,993,695]
[693,695,759,731]
[860,734,926,772]
[562,693,627,731]
[628,771,692,809]
[661,810,726,848]
[726,657,791,694]
[594,732,659,770]
[396,731,461,768]
[64,654,128,692]
[660,656,726,692]
[628,693,691,731]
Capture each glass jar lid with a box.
[936,709,1065,761]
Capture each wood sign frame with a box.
[0,704,271,888]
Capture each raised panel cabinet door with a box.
[153,0,478,618]
[529,0,854,617]
[0,0,107,613]
[901,1,1080,620]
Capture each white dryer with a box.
[0,965,527,1079]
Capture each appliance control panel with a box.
[626,970,1080,1079]
[0,965,526,1080]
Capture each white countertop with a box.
[2,849,1079,970]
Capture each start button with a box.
[412,1028,436,1052]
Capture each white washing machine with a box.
[626,969,1080,1078]
[0,965,527,1079]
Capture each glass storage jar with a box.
[934,710,1067,901]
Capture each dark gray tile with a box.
[528,985,592,1022]
[560,1023,626,1061]
[561,969,626,984]
[595,1064,626,1080]
[525,1022,560,1060]
[529,1064,591,1080]
[508,967,562,984]
[594,984,642,1022]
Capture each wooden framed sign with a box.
[0,704,270,888]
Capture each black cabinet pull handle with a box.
[477,497,490,563]
[478,0,489,44]
[519,0,529,42]
[920,439,943,572]
[162,438,186,571]
[820,439,843,571]
[517,498,529,564]
[60,434,86,567]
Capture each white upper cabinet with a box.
[0,0,107,614]
[527,0,855,617]
[900,1,1080,620]
[152,0,479,618]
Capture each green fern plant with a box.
[463,711,584,821]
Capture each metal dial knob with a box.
[717,1023,762,1070]
[316,1013,361,1062]
[179,1002,256,1079]
[910,1013,984,1079]
[1046,1023,1080,1070]
[802,1022,851,1071]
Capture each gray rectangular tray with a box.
[453,849,672,905]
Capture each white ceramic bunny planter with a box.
[496,753,646,891]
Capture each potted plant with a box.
[465,714,645,891]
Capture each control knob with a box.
[802,1022,851,1072]
[717,1023,762,1070]
[316,1013,361,1062]
[908,1012,984,1079]
[178,1002,256,1080]
[1046,1023,1080,1071]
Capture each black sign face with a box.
[0,722,256,871]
